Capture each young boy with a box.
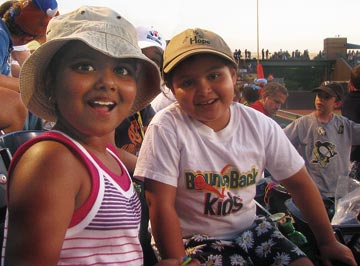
[284,82,360,198]
[134,28,356,265]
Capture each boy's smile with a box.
[170,54,237,131]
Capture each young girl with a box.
[2,6,198,266]
[134,28,356,266]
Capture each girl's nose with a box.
[96,68,116,92]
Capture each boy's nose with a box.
[197,79,211,95]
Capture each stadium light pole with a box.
[257,0,260,63]
[256,0,264,78]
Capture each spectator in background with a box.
[0,86,27,134]
[0,0,58,92]
[267,73,274,82]
[342,65,360,180]
[249,81,288,117]
[0,0,58,133]
[253,77,267,89]
[239,85,259,106]
[115,25,165,159]
[9,44,30,78]
[149,30,177,113]
[284,82,360,198]
[114,25,167,265]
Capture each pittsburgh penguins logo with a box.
[311,141,337,168]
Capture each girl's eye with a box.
[114,66,130,76]
[73,63,94,72]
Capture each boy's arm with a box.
[145,179,186,259]
[116,148,137,176]
[283,120,298,145]
[281,167,356,266]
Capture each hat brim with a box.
[138,40,164,51]
[312,87,337,97]
[163,48,237,74]
[20,33,161,122]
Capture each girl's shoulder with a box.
[9,131,91,181]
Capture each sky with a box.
[10,0,360,55]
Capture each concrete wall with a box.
[324,38,347,60]
[285,91,315,110]
[331,58,352,81]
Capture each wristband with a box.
[181,256,192,266]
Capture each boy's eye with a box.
[209,73,220,80]
[181,80,193,87]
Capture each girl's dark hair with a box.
[44,42,74,100]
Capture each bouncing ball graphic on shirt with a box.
[194,173,225,198]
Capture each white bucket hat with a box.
[20,5,161,122]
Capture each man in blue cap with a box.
[0,0,58,133]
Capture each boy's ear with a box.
[165,81,173,90]
[334,100,342,109]
[165,82,175,95]
[230,66,238,85]
[169,87,175,95]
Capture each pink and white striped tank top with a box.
[1,131,143,265]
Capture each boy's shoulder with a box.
[150,102,185,125]
[234,102,274,121]
[231,102,280,130]
[333,113,354,124]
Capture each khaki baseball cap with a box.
[163,28,237,74]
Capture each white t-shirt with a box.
[151,87,176,112]
[135,102,304,239]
